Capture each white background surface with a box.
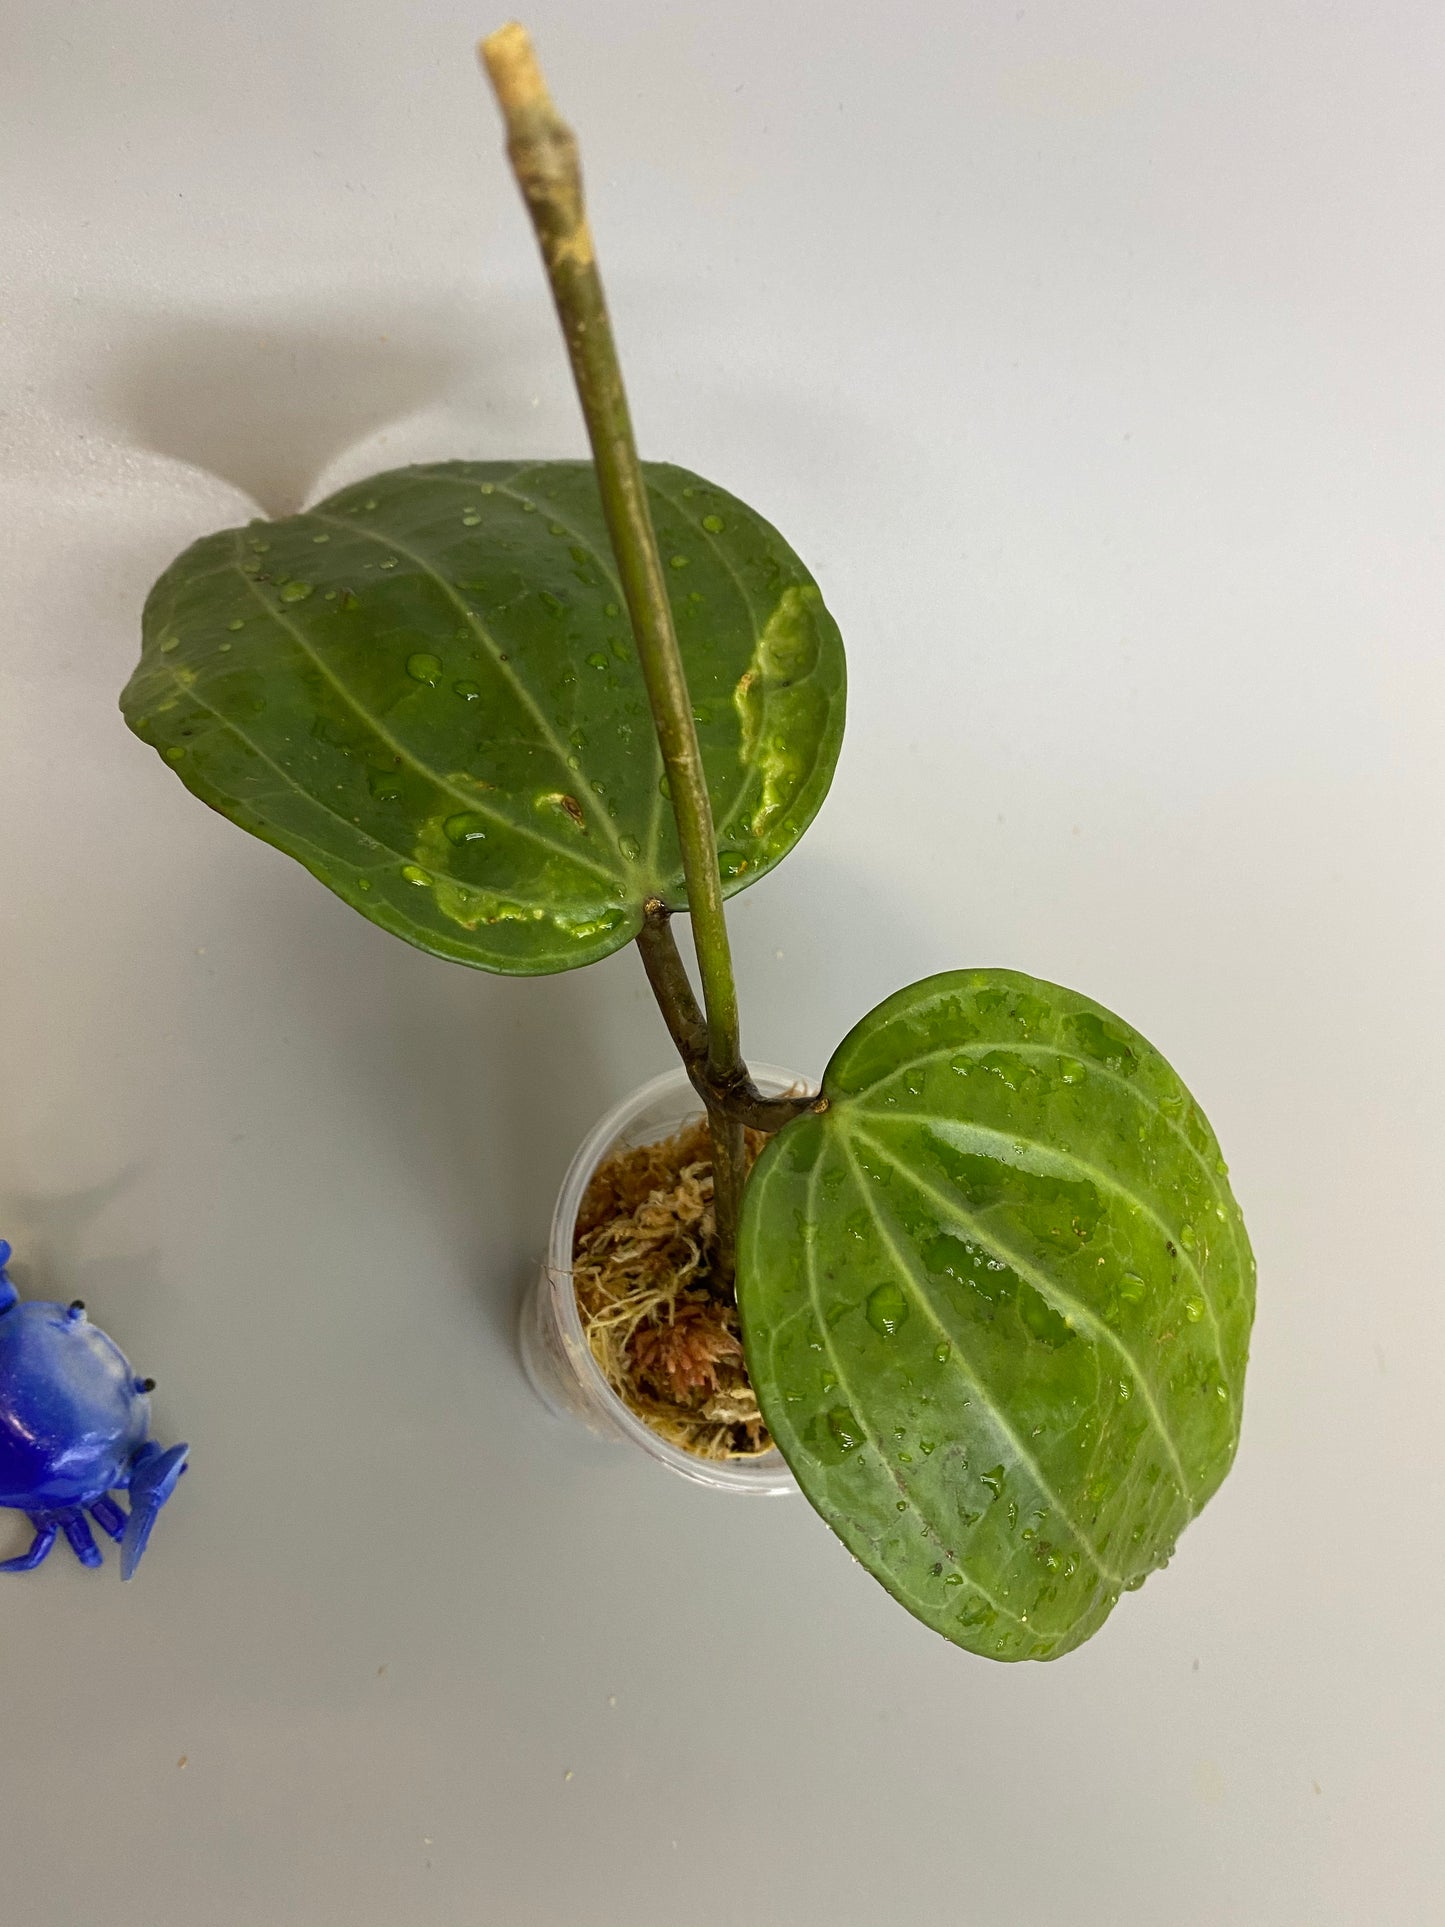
[2,4,1441,1923]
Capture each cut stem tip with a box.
[480,22,549,119]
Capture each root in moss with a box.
[572,1117,770,1460]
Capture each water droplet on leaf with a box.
[866,1281,909,1337]
[827,1407,862,1453]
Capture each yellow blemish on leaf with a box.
[411,775,544,931]
[536,791,587,830]
[552,907,626,942]
[732,585,821,837]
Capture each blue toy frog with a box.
[0,1239,187,1577]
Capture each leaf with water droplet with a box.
[122,461,845,975]
[865,1280,909,1337]
[443,812,489,847]
[738,968,1255,1661]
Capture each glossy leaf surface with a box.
[738,969,1254,1660]
[123,461,845,973]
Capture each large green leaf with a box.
[738,969,1254,1660]
[122,461,845,973]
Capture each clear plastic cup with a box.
[519,1063,811,1494]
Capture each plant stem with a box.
[479,28,741,1067]
[637,902,824,1134]
[481,23,774,1278]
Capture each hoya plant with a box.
[121,26,1254,1660]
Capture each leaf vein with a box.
[791,1157,1033,1636]
[225,548,615,881]
[851,1035,1243,1409]
[835,1138,1128,1591]
[855,1124,1197,1515]
[871,1108,1235,1421]
[302,507,626,861]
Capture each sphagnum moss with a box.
[572,1120,771,1460]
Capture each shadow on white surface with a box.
[0,1166,146,1300]
[92,291,564,515]
[223,843,640,1364]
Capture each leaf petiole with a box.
[636,902,824,1134]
